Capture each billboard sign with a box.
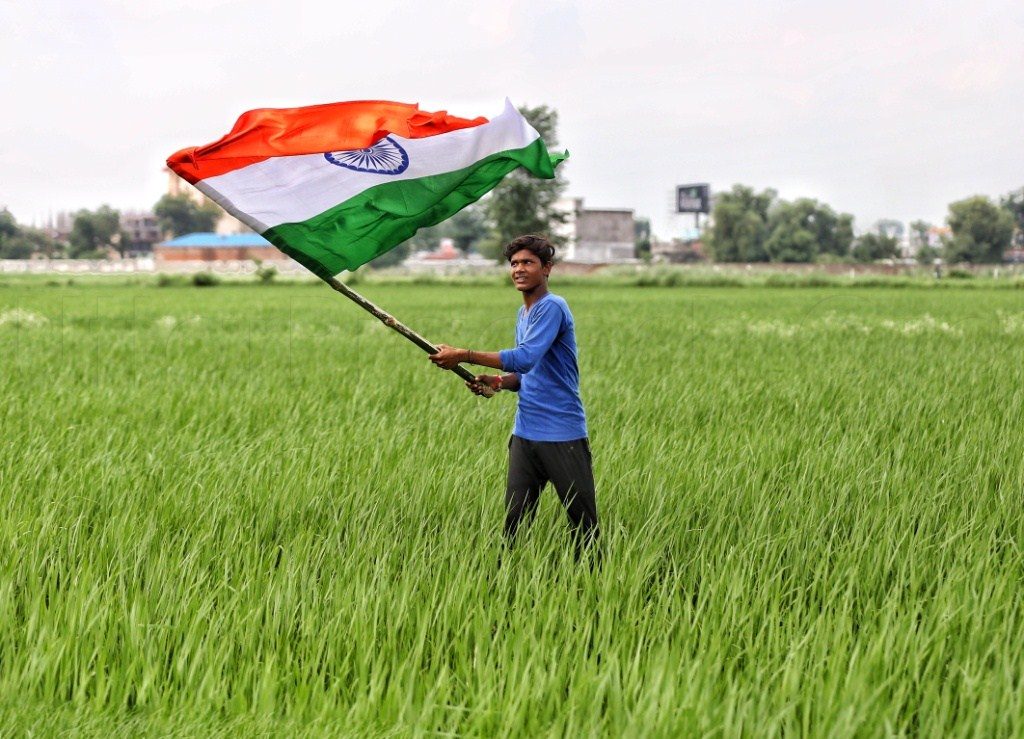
[676,183,710,214]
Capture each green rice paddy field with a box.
[1,279,1023,736]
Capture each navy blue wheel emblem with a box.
[324,136,409,175]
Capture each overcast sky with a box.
[2,0,1022,238]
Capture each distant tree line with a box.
[707,185,1022,264]
[0,193,241,260]
[707,186,855,263]
[0,209,60,259]
[0,205,141,259]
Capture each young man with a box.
[429,234,599,556]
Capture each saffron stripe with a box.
[167,100,487,183]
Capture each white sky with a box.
[2,0,1022,238]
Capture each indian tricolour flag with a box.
[167,99,566,278]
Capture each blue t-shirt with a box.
[498,293,588,442]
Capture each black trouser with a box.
[505,434,599,553]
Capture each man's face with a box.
[509,249,551,292]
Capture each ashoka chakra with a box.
[324,136,409,175]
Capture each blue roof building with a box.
[154,232,287,263]
[158,233,273,248]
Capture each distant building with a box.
[418,238,461,261]
[405,237,494,272]
[154,233,288,264]
[556,198,636,264]
[121,210,162,253]
[45,211,75,242]
[165,167,250,235]
[651,238,705,263]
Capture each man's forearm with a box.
[461,349,504,371]
[498,373,521,392]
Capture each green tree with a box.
[485,104,568,257]
[634,217,652,261]
[706,185,775,262]
[764,198,854,263]
[851,233,900,263]
[405,222,446,254]
[0,208,17,241]
[0,209,62,258]
[366,241,410,269]
[873,219,905,241]
[916,244,940,265]
[0,208,25,258]
[944,195,1015,263]
[2,227,60,259]
[764,215,816,262]
[475,235,504,263]
[447,203,489,253]
[909,220,938,264]
[832,213,856,258]
[0,208,30,259]
[69,206,121,258]
[909,220,931,250]
[0,236,33,259]
[1000,187,1024,247]
[154,194,221,237]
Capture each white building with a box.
[121,210,162,252]
[556,197,636,264]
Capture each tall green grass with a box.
[1,284,1023,735]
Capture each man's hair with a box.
[502,234,556,265]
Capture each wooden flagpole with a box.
[324,275,496,397]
